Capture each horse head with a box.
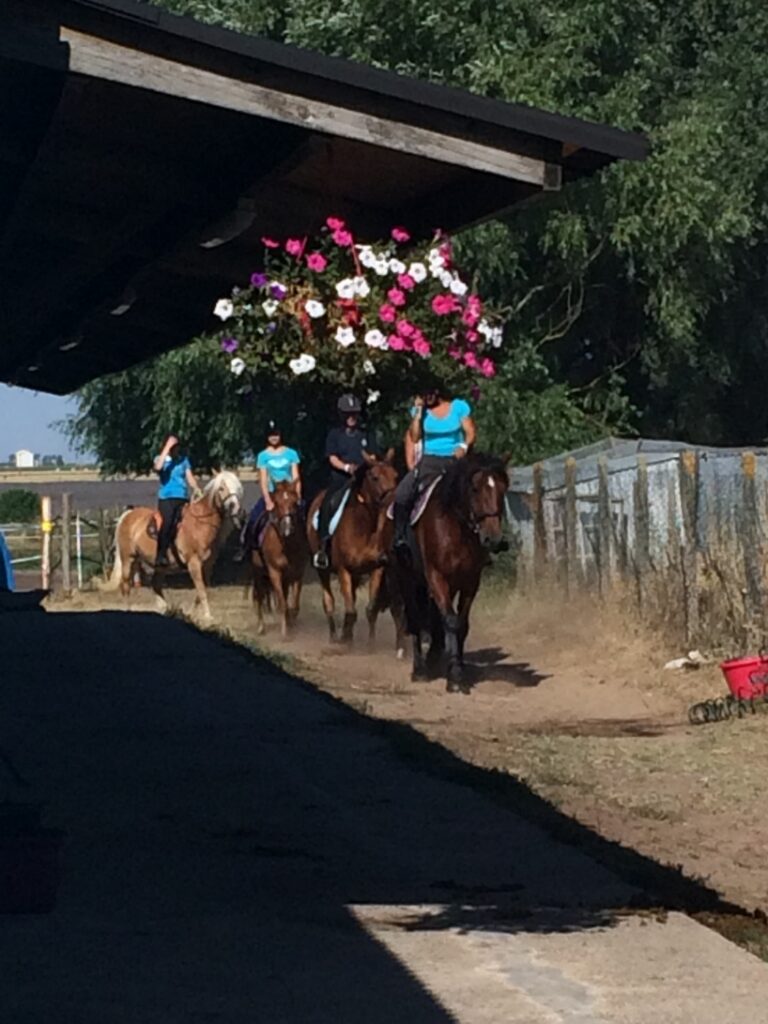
[447,453,510,552]
[270,481,302,539]
[205,470,245,527]
[355,448,397,508]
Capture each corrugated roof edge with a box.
[68,0,649,162]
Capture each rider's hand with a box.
[453,445,468,459]
[345,463,357,474]
[265,497,275,511]
[412,395,424,409]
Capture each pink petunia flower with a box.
[479,358,496,378]
[391,226,411,243]
[387,335,406,351]
[379,304,397,323]
[261,237,279,248]
[465,329,479,343]
[462,307,480,327]
[448,348,462,361]
[387,288,406,308]
[397,273,416,291]
[306,252,328,272]
[463,350,479,369]
[413,337,431,357]
[432,294,460,316]
[332,228,354,247]
[396,319,416,337]
[326,216,345,231]
[285,238,303,256]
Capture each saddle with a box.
[311,485,353,537]
[386,474,444,526]
[146,511,163,540]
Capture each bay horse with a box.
[395,453,509,691]
[100,471,244,623]
[307,451,402,646]
[251,481,308,638]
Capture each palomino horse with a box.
[307,451,402,646]
[251,481,308,638]
[395,453,509,691]
[101,471,244,622]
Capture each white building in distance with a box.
[13,449,35,468]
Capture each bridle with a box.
[268,505,301,538]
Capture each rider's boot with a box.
[393,501,412,564]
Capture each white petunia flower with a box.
[214,298,234,321]
[262,299,279,316]
[478,319,493,338]
[388,258,407,275]
[449,276,468,296]
[336,278,357,299]
[439,269,453,288]
[364,329,387,349]
[289,353,316,375]
[428,248,444,267]
[335,326,356,348]
[352,276,370,298]
[373,259,390,277]
[305,299,326,318]
[491,326,504,348]
[408,262,427,283]
[230,357,246,376]
[363,359,376,375]
[357,246,376,268]
[269,280,286,293]
[366,389,381,405]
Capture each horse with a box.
[394,453,509,692]
[100,470,244,623]
[250,481,308,638]
[306,450,403,646]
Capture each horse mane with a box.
[203,470,243,500]
[439,452,508,512]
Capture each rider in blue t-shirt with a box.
[237,420,302,559]
[153,435,201,567]
[392,382,476,557]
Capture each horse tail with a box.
[97,509,132,591]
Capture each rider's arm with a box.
[404,430,417,471]
[185,467,201,493]
[259,465,274,509]
[291,460,302,499]
[408,397,424,443]
[455,416,476,458]
[329,454,354,474]
[153,435,177,473]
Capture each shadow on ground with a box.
[0,609,748,1022]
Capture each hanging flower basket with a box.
[213,218,507,406]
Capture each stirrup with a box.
[313,550,330,570]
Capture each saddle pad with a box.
[311,487,353,537]
[386,475,443,525]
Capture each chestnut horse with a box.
[307,451,401,645]
[395,453,509,692]
[100,471,244,623]
[251,481,308,638]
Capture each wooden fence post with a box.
[633,456,650,609]
[564,457,578,594]
[679,451,700,645]
[40,495,52,591]
[741,451,764,645]
[597,456,612,596]
[98,509,110,581]
[61,492,72,595]
[532,462,547,582]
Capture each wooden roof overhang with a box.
[0,0,648,394]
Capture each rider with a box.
[237,420,302,558]
[153,435,201,568]
[392,382,476,559]
[312,394,379,569]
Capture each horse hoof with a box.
[396,647,405,661]
[446,679,462,693]
[411,669,429,683]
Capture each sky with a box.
[0,384,81,460]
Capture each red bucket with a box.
[720,655,768,700]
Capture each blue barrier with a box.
[0,531,15,591]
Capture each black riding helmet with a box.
[264,419,283,439]
[337,393,362,417]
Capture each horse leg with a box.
[319,571,337,642]
[287,580,302,632]
[150,566,168,616]
[426,569,465,693]
[411,628,429,682]
[456,579,479,668]
[267,566,288,640]
[425,602,445,677]
[188,555,212,624]
[338,566,357,644]
[365,566,385,649]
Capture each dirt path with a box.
[59,578,768,928]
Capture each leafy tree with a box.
[0,490,39,523]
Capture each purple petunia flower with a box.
[220,337,239,353]
[270,284,287,300]
[266,322,277,333]
[250,272,268,288]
